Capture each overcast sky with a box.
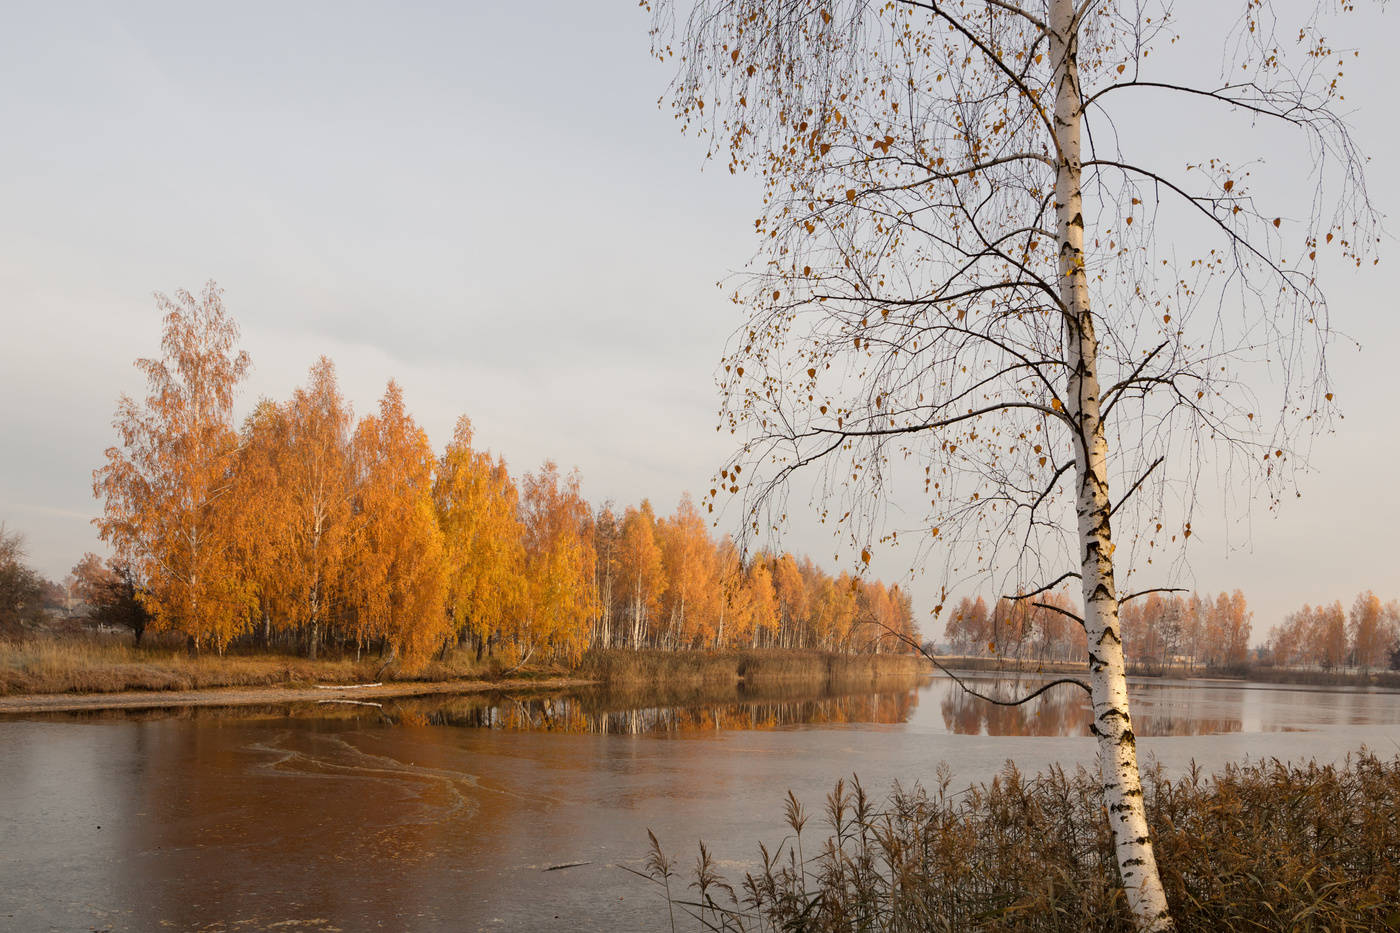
[1,1,1395,639]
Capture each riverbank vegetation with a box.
[640,752,1400,931]
[1,285,918,667]
[0,636,495,696]
[0,636,927,698]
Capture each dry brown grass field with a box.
[0,636,928,698]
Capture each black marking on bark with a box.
[1119,729,1137,750]
[1070,212,1083,228]
[1123,856,1146,867]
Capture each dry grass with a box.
[0,635,506,696]
[641,752,1400,932]
[1,638,923,698]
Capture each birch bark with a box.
[1050,1,1171,928]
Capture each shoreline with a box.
[0,675,598,715]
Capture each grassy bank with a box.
[641,752,1400,931]
[0,637,927,698]
[0,636,509,696]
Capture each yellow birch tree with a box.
[93,282,252,652]
[435,416,526,658]
[347,381,447,666]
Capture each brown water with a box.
[2,675,1398,931]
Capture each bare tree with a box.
[651,0,1378,928]
[0,523,46,632]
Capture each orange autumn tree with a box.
[616,501,664,648]
[346,381,447,666]
[745,561,778,649]
[1349,591,1388,674]
[235,399,300,644]
[93,282,252,652]
[713,535,748,648]
[592,503,622,648]
[435,416,526,658]
[519,462,597,663]
[771,553,809,649]
[280,358,355,655]
[238,358,355,657]
[657,494,718,648]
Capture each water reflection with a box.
[934,677,1244,737]
[390,686,919,735]
[939,682,1089,736]
[11,674,1399,738]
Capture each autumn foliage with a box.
[943,590,1254,671]
[92,285,917,664]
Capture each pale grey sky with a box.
[1,1,1395,639]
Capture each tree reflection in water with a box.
[9,675,1251,736]
[937,679,1242,736]
[382,684,921,735]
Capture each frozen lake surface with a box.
[2,674,1398,931]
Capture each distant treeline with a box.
[1262,593,1400,673]
[943,589,1400,674]
[943,590,1251,669]
[79,283,916,663]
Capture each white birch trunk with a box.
[1050,1,1172,929]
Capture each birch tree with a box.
[519,462,598,663]
[346,381,448,665]
[435,416,527,657]
[93,282,252,652]
[651,0,1378,927]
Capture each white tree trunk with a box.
[1051,1,1172,929]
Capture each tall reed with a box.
[640,752,1400,931]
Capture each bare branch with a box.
[1120,587,1187,605]
[1005,571,1080,602]
[1108,456,1164,521]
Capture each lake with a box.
[2,674,1398,931]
